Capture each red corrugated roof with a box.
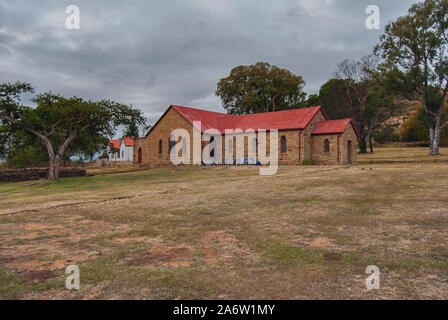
[110,138,134,148]
[171,105,231,132]
[311,119,359,138]
[109,139,121,149]
[123,137,134,146]
[171,105,326,133]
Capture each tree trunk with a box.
[48,156,60,180]
[24,126,84,180]
[369,136,374,153]
[358,129,367,154]
[355,121,367,154]
[359,141,367,153]
[429,128,434,152]
[429,125,441,155]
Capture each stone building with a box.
[134,105,358,166]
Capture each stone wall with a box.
[339,124,358,164]
[302,110,327,161]
[311,134,339,164]
[0,168,86,183]
[310,124,358,165]
[217,130,300,165]
[134,107,195,166]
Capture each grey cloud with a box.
[0,0,418,131]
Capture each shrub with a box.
[400,107,429,142]
[5,146,48,168]
[301,159,312,165]
[373,124,400,144]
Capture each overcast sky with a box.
[0,0,417,128]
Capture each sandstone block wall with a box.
[134,107,357,166]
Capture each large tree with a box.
[0,82,146,180]
[334,55,379,153]
[364,77,400,152]
[318,55,398,153]
[318,56,399,153]
[65,129,109,165]
[318,78,353,120]
[375,0,448,155]
[215,62,307,115]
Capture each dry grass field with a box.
[0,147,447,299]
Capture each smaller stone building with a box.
[134,105,359,166]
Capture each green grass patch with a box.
[0,268,26,299]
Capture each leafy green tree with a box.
[1,125,49,167]
[66,129,109,164]
[0,123,11,159]
[0,82,34,161]
[375,0,448,155]
[124,115,140,138]
[7,146,47,168]
[318,78,354,120]
[298,94,321,108]
[0,82,146,180]
[215,62,307,115]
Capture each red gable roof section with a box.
[123,137,134,146]
[110,138,134,148]
[311,119,359,139]
[170,105,327,133]
[109,139,121,150]
[171,105,232,132]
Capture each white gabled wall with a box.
[108,139,134,162]
[119,139,133,161]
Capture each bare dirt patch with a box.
[124,230,255,268]
[21,269,55,281]
[198,230,255,264]
[126,245,193,268]
[323,252,342,261]
[308,237,335,248]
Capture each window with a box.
[169,135,176,154]
[324,139,330,153]
[122,151,124,158]
[209,136,215,158]
[253,137,257,154]
[158,139,163,155]
[281,135,287,153]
